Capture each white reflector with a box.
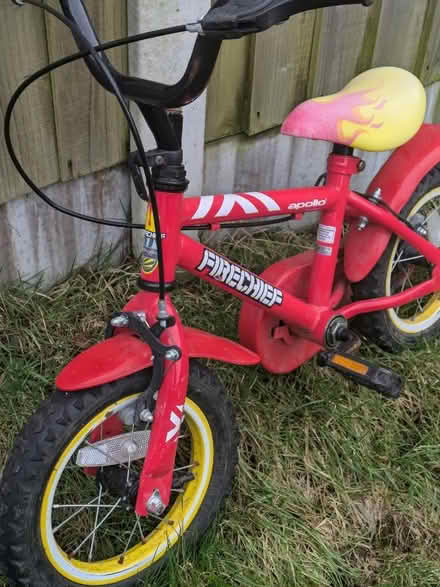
[76,431,150,467]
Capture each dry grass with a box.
[1,231,440,586]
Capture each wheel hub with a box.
[97,467,138,503]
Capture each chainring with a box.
[239,251,348,373]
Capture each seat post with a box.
[332,144,354,156]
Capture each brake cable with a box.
[5,0,189,302]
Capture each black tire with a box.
[0,485,7,577]
[352,164,440,352]
[0,361,238,586]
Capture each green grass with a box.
[2,231,440,586]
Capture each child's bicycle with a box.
[2,0,440,585]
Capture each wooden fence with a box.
[206,0,440,142]
[1,0,439,207]
[0,0,128,206]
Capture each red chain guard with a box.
[238,251,347,374]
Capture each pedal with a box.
[318,351,403,399]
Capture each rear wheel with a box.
[0,490,6,576]
[1,361,238,586]
[352,165,440,352]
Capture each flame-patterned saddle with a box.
[281,67,426,152]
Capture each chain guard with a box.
[239,251,347,373]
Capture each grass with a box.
[1,230,440,586]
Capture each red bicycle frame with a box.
[120,149,440,516]
[56,146,440,517]
[146,152,440,337]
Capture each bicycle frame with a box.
[146,151,440,341]
[117,149,440,516]
[56,148,440,517]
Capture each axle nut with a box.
[165,348,180,361]
[147,490,165,516]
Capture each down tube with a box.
[179,234,330,341]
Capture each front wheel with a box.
[1,361,238,586]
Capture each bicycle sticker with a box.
[143,205,158,274]
[197,249,283,308]
[318,224,336,244]
[288,199,327,211]
[317,245,333,256]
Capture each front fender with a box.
[56,327,260,391]
[345,124,440,283]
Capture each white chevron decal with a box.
[166,405,184,443]
[192,192,280,220]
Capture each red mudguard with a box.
[345,124,440,283]
[56,327,260,391]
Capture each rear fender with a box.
[56,327,260,391]
[344,124,440,283]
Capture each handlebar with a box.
[14,1,374,109]
[201,0,375,39]
[59,0,222,109]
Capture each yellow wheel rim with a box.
[40,394,214,585]
[386,187,440,334]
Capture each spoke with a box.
[119,518,138,564]
[136,515,146,543]
[403,270,425,315]
[394,254,424,265]
[173,463,198,473]
[400,268,410,293]
[416,297,425,315]
[88,484,103,561]
[53,504,121,510]
[53,495,100,534]
[395,268,411,317]
[392,248,405,271]
[70,498,122,558]
[167,516,184,542]
[126,454,132,483]
[148,512,165,522]
[406,274,424,314]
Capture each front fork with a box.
[123,291,189,517]
[135,303,189,517]
[129,183,189,517]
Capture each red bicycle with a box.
[2,0,440,585]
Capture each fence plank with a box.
[0,4,59,205]
[45,0,128,182]
[308,5,371,99]
[206,38,251,142]
[416,1,440,86]
[246,12,316,136]
[372,0,428,71]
